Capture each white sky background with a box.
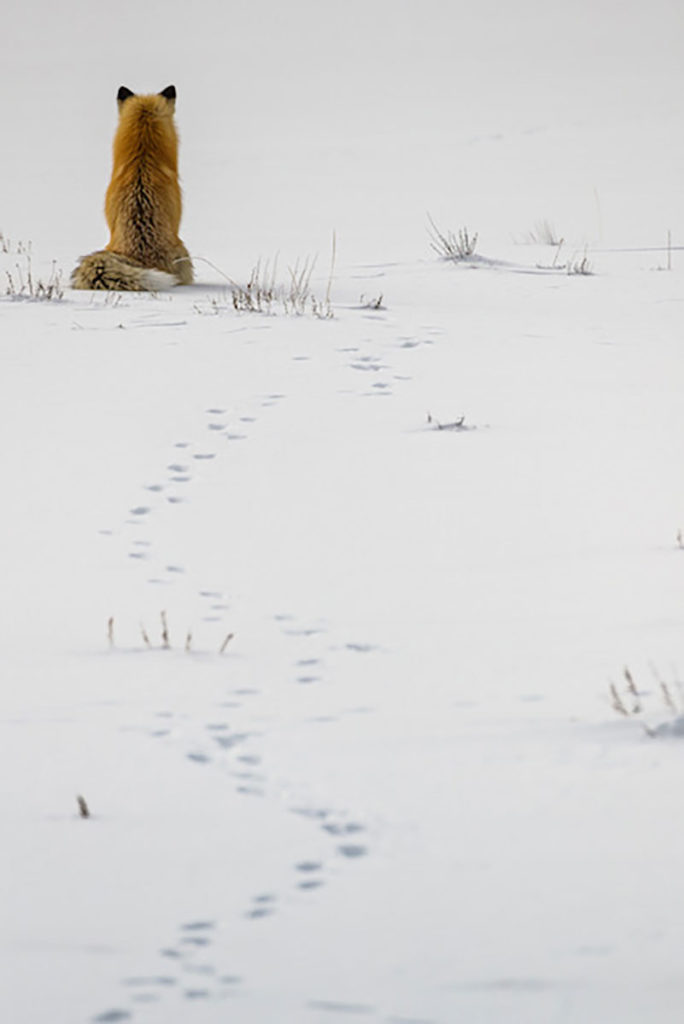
[4,0,681,129]
[2,0,683,261]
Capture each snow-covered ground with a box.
[2,2,684,1022]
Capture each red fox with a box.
[72,85,193,290]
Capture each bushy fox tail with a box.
[71,250,177,291]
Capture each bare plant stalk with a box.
[161,610,170,649]
[437,416,465,431]
[3,252,63,301]
[219,632,235,654]
[427,214,478,261]
[661,682,678,715]
[140,623,151,648]
[551,239,565,268]
[185,631,192,653]
[568,248,593,275]
[528,219,561,246]
[183,254,236,286]
[288,254,317,314]
[324,230,336,310]
[107,616,114,648]
[609,683,629,716]
[623,666,641,714]
[77,795,90,819]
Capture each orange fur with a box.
[72,85,193,290]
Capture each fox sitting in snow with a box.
[72,85,193,290]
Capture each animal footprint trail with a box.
[96,390,386,1021]
[93,659,377,1023]
[102,363,323,639]
[93,920,243,1019]
[295,859,325,892]
[245,893,277,919]
[107,393,287,607]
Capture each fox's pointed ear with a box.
[159,85,176,102]
[117,86,134,106]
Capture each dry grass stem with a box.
[551,240,565,268]
[191,241,335,318]
[661,682,678,716]
[77,795,91,819]
[161,610,170,649]
[4,252,64,301]
[111,616,231,655]
[427,412,468,432]
[527,219,562,246]
[609,682,630,716]
[427,214,478,261]
[623,666,641,713]
[610,663,684,733]
[219,632,235,654]
[568,248,593,275]
[360,293,385,310]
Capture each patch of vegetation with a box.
[609,665,684,737]
[427,214,478,261]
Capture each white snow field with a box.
[2,1,684,1022]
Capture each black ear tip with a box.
[117,86,134,103]
[160,85,176,100]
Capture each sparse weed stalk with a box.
[219,632,235,654]
[192,234,335,319]
[359,293,385,310]
[426,412,469,432]
[527,219,562,246]
[427,214,478,261]
[230,252,334,318]
[535,239,567,271]
[108,614,235,656]
[551,240,564,268]
[4,253,64,301]
[567,248,593,276]
[608,664,684,736]
[231,257,279,314]
[160,610,170,650]
[0,232,32,256]
[284,254,316,315]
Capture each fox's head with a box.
[117,85,176,111]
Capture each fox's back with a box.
[105,90,183,261]
[72,84,192,290]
